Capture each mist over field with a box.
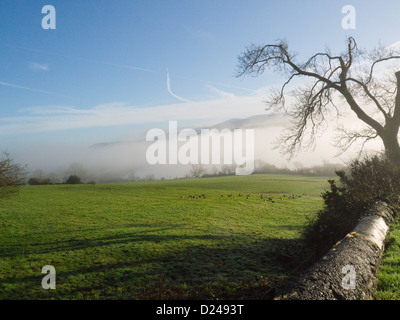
[3,0,400,304]
[6,112,383,182]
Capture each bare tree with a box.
[190,164,206,178]
[237,37,400,163]
[0,153,26,199]
[220,164,235,176]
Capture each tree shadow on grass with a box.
[0,223,193,257]
[0,221,315,300]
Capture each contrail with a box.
[5,43,257,97]
[170,74,258,93]
[166,70,193,103]
[0,81,73,99]
[101,62,157,74]
[5,43,157,75]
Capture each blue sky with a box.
[1,0,400,169]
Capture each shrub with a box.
[28,177,41,185]
[303,154,400,257]
[0,153,26,199]
[41,178,53,185]
[28,177,53,185]
[65,175,81,185]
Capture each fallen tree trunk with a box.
[280,202,396,300]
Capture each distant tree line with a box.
[186,164,237,178]
[28,174,87,185]
[253,160,345,177]
[195,161,345,178]
[25,159,345,185]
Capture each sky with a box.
[1,0,400,176]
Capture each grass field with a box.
[376,219,400,300]
[0,174,329,300]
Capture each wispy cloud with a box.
[0,91,269,136]
[28,62,49,72]
[181,24,216,42]
[205,84,236,99]
[386,41,400,50]
[0,81,72,99]
[6,43,257,96]
[6,44,156,75]
[18,105,92,115]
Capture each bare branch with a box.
[346,77,389,119]
[237,37,400,161]
[334,126,379,158]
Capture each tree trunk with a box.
[381,127,400,164]
[382,71,400,164]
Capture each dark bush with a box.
[28,177,53,185]
[65,175,81,185]
[41,178,53,185]
[303,154,400,257]
[28,177,41,185]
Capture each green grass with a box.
[376,219,400,300]
[0,174,329,300]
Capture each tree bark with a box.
[381,71,400,164]
[381,128,400,163]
